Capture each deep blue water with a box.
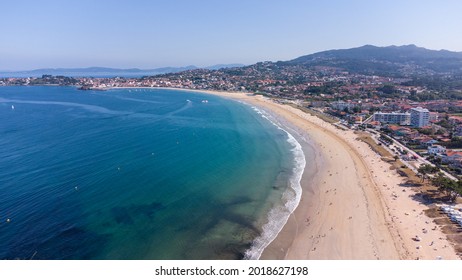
[0,86,296,259]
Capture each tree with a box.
[431,172,449,189]
[417,167,426,182]
[417,164,439,182]
[369,107,379,114]
[454,181,462,202]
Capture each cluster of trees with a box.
[303,82,344,96]
[431,172,462,202]
[28,75,78,86]
[417,164,462,202]
[377,84,396,95]
[417,164,439,181]
[441,137,462,149]
[403,76,462,92]
[379,133,393,145]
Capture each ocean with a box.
[0,86,304,260]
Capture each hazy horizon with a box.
[0,64,245,73]
[2,0,462,71]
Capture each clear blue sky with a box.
[2,0,462,70]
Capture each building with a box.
[429,112,439,123]
[373,112,410,125]
[454,125,462,137]
[428,145,446,155]
[330,101,355,111]
[410,107,430,127]
[442,150,462,167]
[310,101,327,108]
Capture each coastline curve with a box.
[243,105,306,260]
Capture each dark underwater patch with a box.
[111,201,165,225]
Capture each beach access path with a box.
[199,90,459,260]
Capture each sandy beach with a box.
[189,89,460,260]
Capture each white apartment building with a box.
[330,101,355,111]
[373,112,411,125]
[410,107,430,127]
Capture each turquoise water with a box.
[0,86,299,259]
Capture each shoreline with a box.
[241,105,308,259]
[190,89,459,260]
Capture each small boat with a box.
[201,100,208,103]
[11,105,14,110]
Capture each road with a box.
[367,129,458,181]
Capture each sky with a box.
[1,0,462,71]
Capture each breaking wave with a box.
[243,105,306,260]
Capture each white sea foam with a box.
[243,105,306,260]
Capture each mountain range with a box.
[285,44,462,76]
[0,64,245,78]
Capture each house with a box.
[428,145,446,155]
[429,112,439,123]
[439,138,452,144]
[350,115,363,124]
[454,125,462,137]
[424,139,439,146]
[408,135,434,147]
[442,150,462,165]
[449,116,462,125]
[387,125,413,137]
[368,121,381,130]
[310,101,327,108]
